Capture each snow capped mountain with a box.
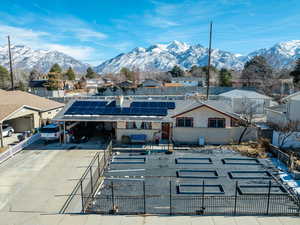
[0,45,89,74]
[1,40,300,76]
[95,41,244,73]
[243,40,300,69]
[95,40,300,74]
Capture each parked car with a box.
[40,124,62,142]
[1,124,14,137]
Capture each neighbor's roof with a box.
[0,89,64,122]
[219,89,272,99]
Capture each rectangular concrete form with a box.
[222,158,260,165]
[175,157,212,164]
[111,157,146,164]
[237,185,287,195]
[177,184,225,194]
[228,171,272,179]
[176,170,218,178]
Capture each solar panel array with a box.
[64,101,168,116]
[130,101,176,109]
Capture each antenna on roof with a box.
[7,36,14,90]
[206,21,213,100]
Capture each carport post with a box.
[0,122,3,148]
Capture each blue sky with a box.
[0,0,299,65]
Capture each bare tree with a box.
[238,97,259,144]
[270,120,300,149]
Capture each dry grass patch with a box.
[221,141,268,158]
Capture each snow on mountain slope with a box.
[95,41,244,73]
[1,40,300,76]
[0,45,89,74]
[96,40,300,74]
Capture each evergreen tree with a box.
[120,67,133,81]
[290,58,300,85]
[64,67,76,80]
[241,56,273,94]
[169,65,185,77]
[219,68,232,87]
[86,67,97,79]
[45,72,61,90]
[49,63,62,73]
[0,65,10,89]
[29,69,39,81]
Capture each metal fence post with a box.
[90,166,93,194]
[169,178,172,215]
[234,181,238,215]
[80,179,84,213]
[266,180,272,215]
[201,180,205,211]
[97,154,101,178]
[143,181,146,214]
[111,181,115,211]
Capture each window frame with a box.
[208,118,226,128]
[176,117,194,127]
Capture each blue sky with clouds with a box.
[0,0,299,65]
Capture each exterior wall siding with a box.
[173,106,232,128]
[173,127,257,145]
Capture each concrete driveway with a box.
[0,145,299,225]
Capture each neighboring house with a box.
[266,91,300,148]
[28,79,65,97]
[0,89,64,147]
[219,89,273,114]
[53,97,256,145]
[171,77,204,87]
[85,78,105,94]
[141,79,162,88]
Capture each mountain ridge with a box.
[1,40,300,75]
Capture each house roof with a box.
[171,77,203,81]
[0,89,64,122]
[29,80,48,88]
[170,100,242,121]
[219,89,272,99]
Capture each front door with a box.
[161,123,170,140]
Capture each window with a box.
[141,122,152,130]
[176,117,193,127]
[208,118,225,128]
[126,122,136,129]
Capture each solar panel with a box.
[131,101,175,109]
[65,101,168,116]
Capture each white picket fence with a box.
[0,133,41,164]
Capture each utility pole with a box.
[7,36,14,90]
[206,21,213,100]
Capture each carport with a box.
[0,105,39,147]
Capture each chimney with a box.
[116,95,124,107]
